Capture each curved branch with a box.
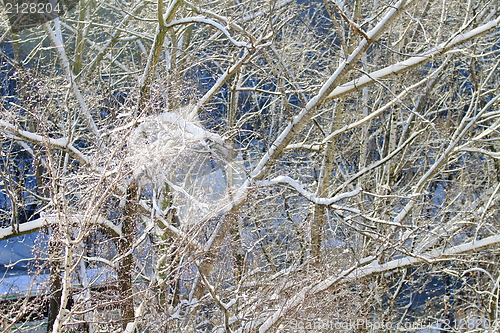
[0,214,121,242]
[255,176,361,205]
[0,121,89,165]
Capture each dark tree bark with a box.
[47,232,62,333]
[117,181,138,331]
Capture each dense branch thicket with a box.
[0,0,499,332]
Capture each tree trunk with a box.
[117,181,138,331]
[47,232,62,333]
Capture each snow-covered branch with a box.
[324,15,500,102]
[458,147,500,159]
[414,183,500,254]
[249,0,410,182]
[0,214,120,242]
[325,234,500,289]
[255,176,361,205]
[284,143,322,151]
[0,121,89,165]
[0,219,46,241]
[320,63,447,144]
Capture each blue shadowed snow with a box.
[0,232,41,273]
[0,271,47,298]
[1,267,116,300]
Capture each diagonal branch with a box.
[255,176,361,205]
[0,121,89,165]
[0,214,121,242]
[324,15,500,103]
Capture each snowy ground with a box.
[0,271,47,300]
[0,231,41,272]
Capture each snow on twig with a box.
[0,219,45,241]
[325,16,500,102]
[0,214,121,242]
[320,62,448,144]
[255,176,361,205]
[0,121,89,165]
[284,143,322,151]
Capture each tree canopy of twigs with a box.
[0,0,499,332]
